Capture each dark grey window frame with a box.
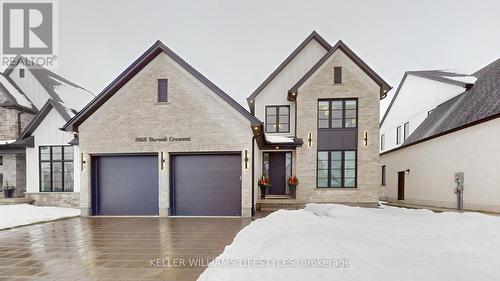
[380,134,385,150]
[265,105,290,133]
[316,150,357,188]
[0,173,3,188]
[0,155,2,165]
[396,126,402,145]
[318,98,358,129]
[381,165,386,186]
[334,66,342,84]
[19,68,25,78]
[403,122,409,141]
[39,146,74,192]
[157,79,168,103]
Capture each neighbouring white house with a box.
[0,56,94,207]
[380,58,500,213]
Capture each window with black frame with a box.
[318,99,357,129]
[265,105,290,133]
[317,150,356,188]
[40,146,74,192]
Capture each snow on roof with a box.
[442,75,477,84]
[265,135,295,143]
[0,74,33,108]
[48,76,94,112]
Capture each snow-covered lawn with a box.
[198,204,500,281]
[0,204,80,230]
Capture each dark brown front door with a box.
[398,171,405,200]
[268,153,286,195]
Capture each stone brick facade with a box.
[26,192,79,207]
[77,53,254,217]
[295,49,380,204]
[0,153,26,197]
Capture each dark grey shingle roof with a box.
[403,59,500,146]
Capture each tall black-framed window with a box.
[396,126,402,145]
[403,122,410,141]
[39,146,74,192]
[317,150,356,188]
[381,165,386,186]
[265,105,290,133]
[0,155,3,165]
[19,68,25,78]
[318,99,357,129]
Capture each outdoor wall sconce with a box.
[81,153,86,171]
[160,151,166,171]
[363,132,368,146]
[244,150,249,169]
[275,146,280,150]
[308,133,312,147]
[405,169,410,175]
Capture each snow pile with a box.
[443,75,477,84]
[0,204,79,230]
[265,135,295,143]
[50,76,94,112]
[198,204,500,281]
[0,74,33,108]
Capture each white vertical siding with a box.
[380,75,465,152]
[9,63,52,110]
[25,109,75,193]
[254,39,327,137]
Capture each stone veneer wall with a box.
[295,49,381,204]
[0,153,26,198]
[26,192,80,207]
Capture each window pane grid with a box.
[318,99,357,129]
[266,106,289,133]
[317,150,356,188]
[39,146,74,192]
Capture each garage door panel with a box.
[173,154,241,216]
[93,155,159,216]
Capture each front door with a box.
[263,152,292,195]
[398,171,405,200]
[268,153,286,195]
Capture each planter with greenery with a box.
[2,182,16,198]
[258,176,271,199]
[288,176,299,199]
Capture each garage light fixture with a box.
[160,151,166,171]
[363,132,368,146]
[308,133,312,147]
[244,150,249,169]
[81,153,86,171]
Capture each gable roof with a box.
[379,70,476,127]
[4,56,95,115]
[289,40,392,99]
[0,73,37,113]
[381,58,500,155]
[18,99,72,140]
[246,31,332,112]
[63,41,262,132]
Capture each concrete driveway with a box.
[0,217,251,281]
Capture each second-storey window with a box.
[318,99,357,129]
[265,105,289,133]
[396,126,402,145]
[403,122,410,141]
[158,79,168,102]
[380,134,385,150]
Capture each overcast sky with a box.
[50,0,500,116]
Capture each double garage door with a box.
[92,154,241,216]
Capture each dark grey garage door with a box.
[172,154,241,216]
[92,155,159,215]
